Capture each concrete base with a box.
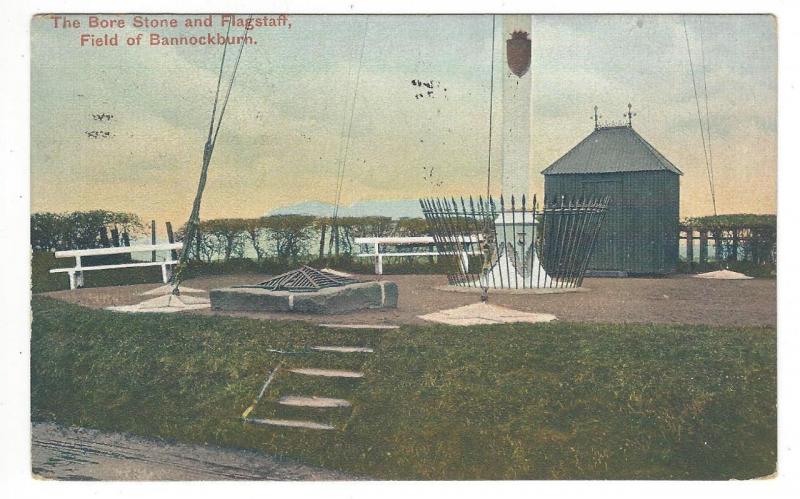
[210,281,398,314]
[106,294,210,314]
[584,270,629,278]
[435,285,588,295]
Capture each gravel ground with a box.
[42,273,776,327]
[31,422,355,481]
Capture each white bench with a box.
[49,243,183,289]
[354,236,480,275]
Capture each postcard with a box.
[27,12,777,482]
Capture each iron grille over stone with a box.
[419,195,610,289]
[239,266,359,292]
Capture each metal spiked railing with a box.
[419,194,610,289]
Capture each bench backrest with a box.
[54,242,183,259]
[354,237,435,245]
[354,236,482,245]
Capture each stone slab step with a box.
[278,396,352,408]
[288,368,364,378]
[319,324,399,330]
[311,346,374,353]
[245,418,335,431]
[418,303,557,326]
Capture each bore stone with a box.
[210,281,398,314]
[209,287,292,312]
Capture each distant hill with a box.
[267,200,423,219]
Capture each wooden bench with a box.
[49,243,183,289]
[354,236,480,275]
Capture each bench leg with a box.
[75,256,84,288]
[161,263,170,283]
[375,255,383,275]
[68,271,76,290]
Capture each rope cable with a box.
[682,16,717,216]
[486,15,497,200]
[331,25,360,223]
[698,17,717,215]
[481,15,498,303]
[206,23,232,149]
[211,16,252,149]
[332,16,369,226]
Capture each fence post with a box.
[699,230,708,264]
[99,227,110,247]
[343,225,352,255]
[151,220,157,262]
[318,223,327,258]
[686,228,694,268]
[373,242,382,274]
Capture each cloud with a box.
[30,14,777,222]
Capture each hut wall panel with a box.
[544,170,679,274]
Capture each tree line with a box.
[177,215,431,262]
[31,211,432,262]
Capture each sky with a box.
[30,14,777,224]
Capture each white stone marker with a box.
[288,368,365,378]
[311,346,374,353]
[278,396,352,408]
[246,418,335,431]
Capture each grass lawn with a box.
[30,296,776,480]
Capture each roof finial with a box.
[592,105,601,130]
[626,103,637,128]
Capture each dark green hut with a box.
[541,124,682,275]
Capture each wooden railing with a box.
[679,225,776,266]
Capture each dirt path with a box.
[43,273,776,328]
[31,422,355,481]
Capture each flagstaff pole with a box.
[170,16,252,295]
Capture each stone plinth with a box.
[210,281,398,314]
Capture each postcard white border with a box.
[2,1,798,498]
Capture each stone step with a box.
[311,346,374,353]
[277,396,352,408]
[288,368,364,378]
[319,324,399,330]
[245,417,335,431]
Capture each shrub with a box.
[31,210,143,251]
[262,215,316,261]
